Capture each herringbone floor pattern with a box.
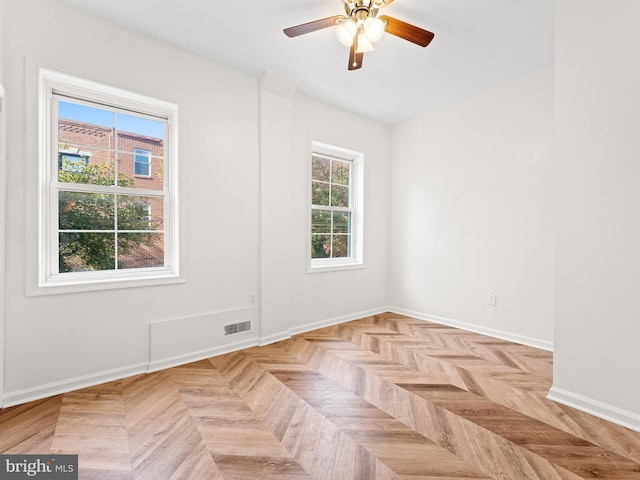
[1,313,639,479]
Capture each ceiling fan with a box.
[283,0,434,70]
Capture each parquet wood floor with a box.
[1,313,639,479]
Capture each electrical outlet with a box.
[249,293,257,305]
[488,292,497,306]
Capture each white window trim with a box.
[0,82,7,406]
[34,67,182,295]
[308,141,364,273]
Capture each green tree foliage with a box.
[58,160,154,272]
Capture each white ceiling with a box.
[60,0,554,125]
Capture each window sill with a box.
[30,269,185,296]
[307,259,365,274]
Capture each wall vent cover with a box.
[224,320,252,336]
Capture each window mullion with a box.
[49,184,60,278]
[114,193,119,271]
[53,182,164,197]
[112,108,119,271]
[331,211,336,258]
[349,162,354,208]
[328,156,336,260]
[59,229,116,233]
[113,110,119,185]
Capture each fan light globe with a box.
[364,17,385,43]
[336,20,357,46]
[355,33,375,53]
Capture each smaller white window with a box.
[134,148,151,177]
[309,141,364,272]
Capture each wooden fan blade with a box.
[284,15,345,37]
[348,45,363,70]
[374,0,395,8]
[379,15,434,47]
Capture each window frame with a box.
[308,141,364,273]
[36,68,181,294]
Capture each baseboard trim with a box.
[260,306,391,346]
[548,386,640,433]
[389,306,554,352]
[259,332,292,346]
[288,306,390,337]
[1,362,148,409]
[147,336,261,373]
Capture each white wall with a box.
[551,0,640,429]
[0,0,6,401]
[288,96,391,330]
[259,72,297,343]
[389,67,555,348]
[258,85,391,342]
[3,0,261,404]
[0,0,4,84]
[0,88,5,404]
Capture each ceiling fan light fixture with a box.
[284,0,434,71]
[364,16,386,42]
[336,20,357,46]
[355,32,375,53]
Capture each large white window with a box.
[309,141,363,271]
[38,68,180,292]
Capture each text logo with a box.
[0,455,77,479]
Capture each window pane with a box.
[332,160,350,186]
[312,156,330,182]
[333,234,350,258]
[311,234,331,259]
[58,101,115,140]
[118,232,164,269]
[312,209,332,233]
[117,195,164,231]
[333,211,351,234]
[59,232,115,272]
[331,185,350,208]
[117,112,165,146]
[312,181,330,206]
[58,145,116,186]
[59,192,114,230]
[58,101,116,186]
[134,161,150,176]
